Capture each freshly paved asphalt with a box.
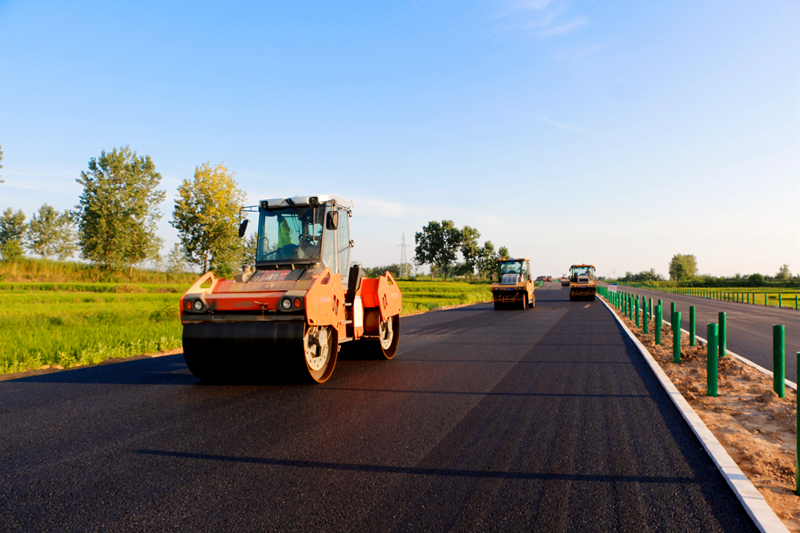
[0,283,759,532]
[606,284,800,381]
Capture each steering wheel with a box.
[299,234,313,244]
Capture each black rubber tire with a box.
[494,301,503,310]
[521,294,528,310]
[301,326,338,383]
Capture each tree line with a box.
[0,146,256,277]
[413,220,509,281]
[615,253,796,287]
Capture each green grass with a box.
[0,257,197,284]
[0,290,183,375]
[0,282,189,293]
[397,281,492,315]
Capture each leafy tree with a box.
[364,264,402,278]
[776,264,791,281]
[668,254,697,281]
[166,243,188,273]
[748,273,765,287]
[414,220,462,280]
[498,246,510,260]
[242,232,258,266]
[0,208,26,246]
[27,204,77,260]
[171,162,246,274]
[476,241,496,281]
[0,239,23,261]
[75,146,165,275]
[459,225,481,278]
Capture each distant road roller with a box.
[569,264,597,301]
[180,195,402,383]
[491,258,536,310]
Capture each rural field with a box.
[0,279,492,376]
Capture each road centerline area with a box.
[0,283,759,532]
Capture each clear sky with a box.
[1,0,798,278]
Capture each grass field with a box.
[397,281,492,315]
[0,289,185,375]
[0,280,492,376]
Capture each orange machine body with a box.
[180,269,401,343]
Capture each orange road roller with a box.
[180,195,402,383]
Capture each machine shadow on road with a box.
[134,449,699,485]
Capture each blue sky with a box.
[1,0,798,277]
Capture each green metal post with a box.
[707,323,718,397]
[670,302,676,321]
[655,305,662,345]
[795,295,798,310]
[765,292,768,306]
[774,325,785,398]
[779,294,782,308]
[635,297,639,328]
[643,299,649,334]
[649,298,653,319]
[718,312,726,358]
[689,306,696,346]
[673,311,681,363]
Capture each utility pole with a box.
[398,233,410,278]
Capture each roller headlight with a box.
[193,300,203,311]
[280,298,293,311]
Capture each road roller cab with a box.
[180,195,402,383]
[490,258,536,310]
[569,264,596,301]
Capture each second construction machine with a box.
[491,258,536,310]
[180,195,402,383]
[569,264,597,301]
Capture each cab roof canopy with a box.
[260,195,353,210]
[499,258,530,262]
[570,264,595,268]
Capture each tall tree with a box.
[75,146,165,275]
[459,225,481,279]
[166,243,188,273]
[171,162,246,274]
[476,241,496,281]
[668,253,698,281]
[498,246,510,260]
[776,264,791,281]
[27,204,77,259]
[414,220,462,280]
[0,208,26,245]
[0,207,26,261]
[53,211,78,261]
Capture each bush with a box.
[749,273,765,287]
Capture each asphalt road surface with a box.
[605,284,800,381]
[1,283,759,532]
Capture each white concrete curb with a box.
[599,296,790,533]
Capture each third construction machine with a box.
[491,258,536,310]
[569,264,597,301]
[180,195,402,384]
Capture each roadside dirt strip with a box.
[599,295,792,533]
